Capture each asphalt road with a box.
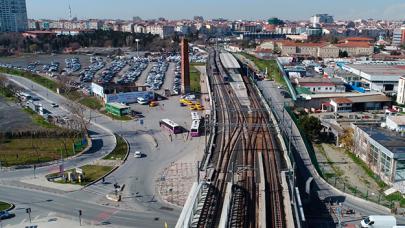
[0,74,205,227]
[0,75,116,180]
[0,185,176,227]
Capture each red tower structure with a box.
[181,38,190,94]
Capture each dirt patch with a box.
[0,97,43,132]
[315,143,382,194]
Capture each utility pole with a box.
[196,161,200,183]
[33,165,36,179]
[204,117,208,150]
[78,209,82,226]
[231,162,235,186]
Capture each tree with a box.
[299,115,323,140]
[339,50,348,58]
[29,44,39,53]
[340,128,354,149]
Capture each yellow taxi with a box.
[189,105,197,111]
[149,101,158,107]
[197,105,205,111]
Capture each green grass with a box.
[0,201,12,211]
[64,90,83,101]
[0,137,83,167]
[101,110,132,121]
[54,165,114,186]
[315,144,344,177]
[190,64,201,93]
[22,107,56,129]
[190,62,206,66]
[0,86,15,99]
[0,67,60,92]
[79,96,103,110]
[104,134,128,160]
[239,52,285,86]
[345,150,387,189]
[386,192,405,207]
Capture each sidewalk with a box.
[195,66,211,115]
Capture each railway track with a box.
[197,48,284,228]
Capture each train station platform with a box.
[220,52,241,69]
[229,82,250,107]
[228,71,250,107]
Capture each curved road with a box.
[0,74,185,227]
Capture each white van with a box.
[361,215,396,228]
[137,97,149,105]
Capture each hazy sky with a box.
[27,0,405,21]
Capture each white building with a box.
[310,14,334,26]
[146,24,175,39]
[342,63,405,95]
[386,116,405,132]
[330,98,353,113]
[122,23,134,33]
[175,24,191,35]
[392,26,405,47]
[397,76,405,105]
[0,0,28,32]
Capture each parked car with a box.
[0,211,15,220]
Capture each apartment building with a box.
[397,76,405,105]
[146,24,175,39]
[353,123,405,184]
[274,39,373,58]
[0,0,28,32]
[392,26,405,47]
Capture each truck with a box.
[361,215,396,228]
[314,66,324,74]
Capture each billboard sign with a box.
[91,83,105,97]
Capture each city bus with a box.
[159,119,182,134]
[191,112,200,121]
[190,120,201,137]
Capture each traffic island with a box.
[0,201,13,211]
[47,164,114,186]
[103,134,129,161]
[106,193,122,202]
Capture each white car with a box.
[51,103,59,108]
[134,151,142,158]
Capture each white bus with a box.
[191,112,200,121]
[190,120,201,137]
[159,119,182,134]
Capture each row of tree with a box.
[0,30,184,55]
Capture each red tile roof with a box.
[300,82,335,87]
[335,42,372,48]
[278,40,326,47]
[332,98,352,104]
[343,37,373,42]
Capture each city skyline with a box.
[27,0,405,21]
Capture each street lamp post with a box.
[135,39,140,58]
